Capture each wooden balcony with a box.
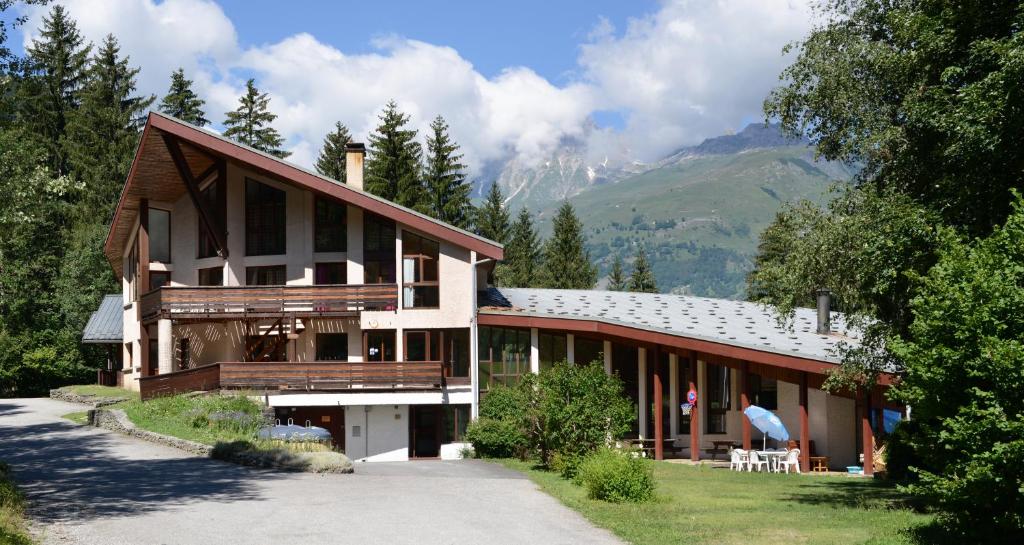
[139,361,470,401]
[139,283,398,323]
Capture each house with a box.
[93,111,897,470]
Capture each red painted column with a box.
[653,346,663,461]
[740,361,751,451]
[799,371,810,472]
[862,387,874,476]
[689,351,699,462]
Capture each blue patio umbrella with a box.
[743,405,789,450]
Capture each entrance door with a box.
[410,406,441,458]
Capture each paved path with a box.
[0,398,622,545]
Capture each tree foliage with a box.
[223,78,289,158]
[158,67,208,126]
[423,115,472,228]
[314,121,350,183]
[474,183,510,244]
[606,255,627,291]
[365,100,423,210]
[627,249,657,293]
[495,207,541,288]
[538,202,596,289]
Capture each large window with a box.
[443,405,470,443]
[198,267,223,286]
[405,330,441,362]
[478,326,530,390]
[316,333,349,361]
[706,363,731,434]
[364,213,395,283]
[612,343,640,438]
[749,374,778,410]
[197,180,223,258]
[314,197,347,253]
[538,332,566,371]
[402,232,439,308]
[365,330,396,362]
[575,337,604,366]
[677,356,692,435]
[149,208,171,263]
[245,179,286,256]
[314,262,346,285]
[127,243,139,301]
[246,265,286,286]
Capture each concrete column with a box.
[638,347,647,439]
[157,318,173,375]
[566,333,575,364]
[346,206,364,286]
[669,353,679,438]
[603,340,612,375]
[395,328,403,364]
[529,328,540,374]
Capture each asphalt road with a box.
[0,398,622,545]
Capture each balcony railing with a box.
[139,361,469,401]
[139,283,398,322]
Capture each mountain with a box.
[488,123,855,299]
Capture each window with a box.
[245,179,286,256]
[314,197,347,253]
[127,243,139,301]
[612,343,640,438]
[149,208,171,263]
[148,331,158,376]
[197,181,223,258]
[749,374,778,410]
[706,363,731,434]
[149,271,171,291]
[677,357,692,435]
[538,332,567,371]
[405,331,441,362]
[446,329,470,378]
[316,333,349,361]
[574,337,604,367]
[246,265,286,286]
[314,262,346,285]
[443,405,470,443]
[198,267,223,286]
[179,338,191,370]
[402,232,439,308]
[365,331,396,362]
[363,213,395,283]
[477,326,530,390]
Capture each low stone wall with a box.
[89,408,213,456]
[49,388,125,408]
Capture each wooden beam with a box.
[689,350,699,462]
[741,360,751,451]
[653,346,663,461]
[800,371,810,472]
[162,134,228,258]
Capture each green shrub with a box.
[479,384,529,424]
[464,417,527,458]
[550,451,585,480]
[577,448,655,503]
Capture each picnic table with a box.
[627,438,677,458]
[708,440,740,460]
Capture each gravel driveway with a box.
[0,398,622,545]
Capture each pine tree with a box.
[423,115,472,229]
[628,249,658,293]
[315,121,350,183]
[496,208,542,287]
[607,255,627,291]
[475,182,511,244]
[538,202,596,289]
[64,34,154,220]
[223,78,290,158]
[20,5,91,174]
[365,100,423,210]
[158,67,208,126]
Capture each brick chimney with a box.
[345,142,365,190]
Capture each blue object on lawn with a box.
[743,405,790,450]
[257,424,332,442]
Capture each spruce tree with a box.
[496,207,542,287]
[365,100,423,210]
[158,67,208,126]
[628,249,658,293]
[64,34,154,220]
[475,182,510,244]
[424,115,472,229]
[315,121,350,183]
[607,255,627,291]
[223,78,290,158]
[538,202,596,289]
[20,5,91,175]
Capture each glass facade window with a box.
[365,330,396,362]
[405,331,441,362]
[677,357,692,435]
[198,267,223,286]
[574,337,604,367]
[477,326,530,390]
[612,343,640,438]
[315,333,348,361]
[538,332,567,371]
[314,262,346,285]
[749,374,778,410]
[245,179,286,256]
[197,181,222,259]
[402,232,440,308]
[706,363,731,434]
[363,213,395,283]
[246,265,286,286]
[443,404,470,442]
[149,208,171,263]
[314,197,347,253]
[446,329,470,377]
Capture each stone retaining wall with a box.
[49,388,125,407]
[89,408,213,456]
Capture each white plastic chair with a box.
[729,449,748,471]
[748,450,770,472]
[778,448,801,474]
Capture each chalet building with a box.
[89,112,897,470]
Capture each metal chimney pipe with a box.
[816,289,831,335]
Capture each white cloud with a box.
[19,0,814,172]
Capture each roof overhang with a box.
[103,112,504,277]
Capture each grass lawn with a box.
[59,384,138,401]
[0,462,33,545]
[120,394,266,446]
[499,459,933,545]
[60,411,89,425]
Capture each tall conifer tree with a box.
[159,68,208,126]
[607,255,627,291]
[496,208,541,287]
[628,249,658,293]
[475,182,510,244]
[315,121,350,182]
[223,78,289,158]
[423,115,471,228]
[365,100,423,210]
[538,202,596,289]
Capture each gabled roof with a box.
[479,287,862,370]
[82,295,124,344]
[103,112,503,276]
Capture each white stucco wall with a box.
[343,404,409,462]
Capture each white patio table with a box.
[756,450,788,472]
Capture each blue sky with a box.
[12,0,814,170]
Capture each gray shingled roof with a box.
[478,288,859,364]
[82,294,123,344]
